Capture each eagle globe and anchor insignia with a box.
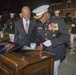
[48,23,59,37]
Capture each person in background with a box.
[7,13,16,42]
[19,13,22,18]
[14,6,37,49]
[32,5,69,75]
[69,12,76,55]
[54,10,60,17]
[0,15,4,39]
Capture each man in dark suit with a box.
[14,6,37,48]
[32,5,70,75]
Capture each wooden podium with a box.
[0,50,55,75]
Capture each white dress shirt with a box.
[22,18,30,33]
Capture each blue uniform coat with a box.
[36,16,70,60]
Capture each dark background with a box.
[0,0,61,13]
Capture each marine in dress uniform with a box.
[32,5,70,75]
[7,13,16,42]
[69,12,76,55]
[0,15,4,39]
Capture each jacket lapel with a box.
[20,18,33,34]
[20,19,27,34]
[28,18,33,34]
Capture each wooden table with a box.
[0,50,55,75]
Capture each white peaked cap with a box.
[19,13,22,16]
[32,5,49,16]
[19,13,22,15]
[10,13,15,16]
[54,10,60,14]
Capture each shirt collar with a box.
[22,17,30,25]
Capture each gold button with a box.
[52,34,56,37]
[45,28,47,30]
[45,33,47,35]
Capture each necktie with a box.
[26,21,28,33]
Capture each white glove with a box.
[71,24,75,27]
[43,40,52,47]
[30,43,36,49]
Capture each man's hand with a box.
[36,43,43,50]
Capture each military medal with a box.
[54,23,58,30]
[48,23,58,31]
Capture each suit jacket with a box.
[36,16,70,61]
[14,18,37,46]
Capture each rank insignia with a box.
[48,23,58,31]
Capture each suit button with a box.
[58,46,59,47]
